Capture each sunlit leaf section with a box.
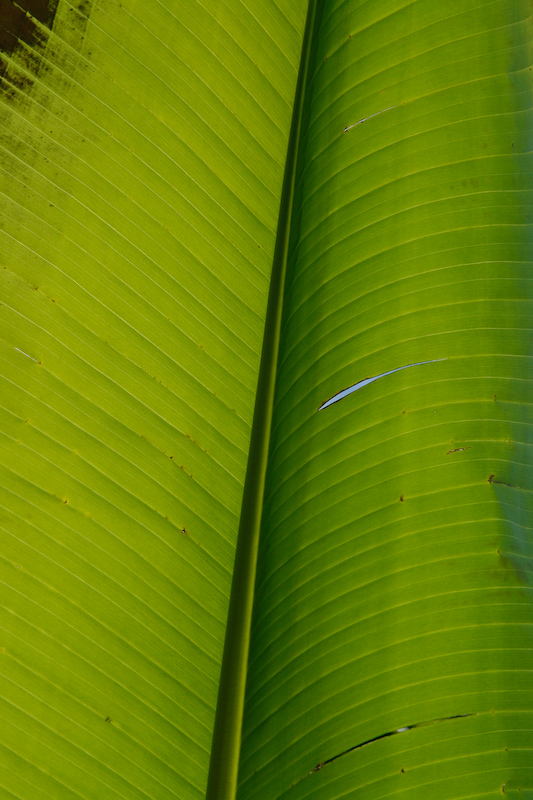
[0,0,308,797]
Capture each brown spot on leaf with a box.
[76,0,91,17]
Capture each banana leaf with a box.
[0,1,532,799]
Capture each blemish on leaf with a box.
[488,474,521,489]
[344,106,396,132]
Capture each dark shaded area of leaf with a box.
[0,0,59,56]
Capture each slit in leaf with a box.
[311,713,477,773]
[14,347,37,362]
[344,106,396,132]
[318,359,447,411]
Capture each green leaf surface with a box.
[2,0,533,799]
[0,1,308,798]
[238,1,533,798]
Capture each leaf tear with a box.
[318,359,447,410]
[14,347,37,362]
[344,106,396,132]
[309,714,476,775]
